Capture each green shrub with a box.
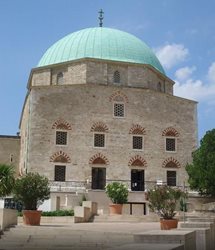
[105,182,128,204]
[17,209,74,217]
[147,185,187,219]
[41,210,74,216]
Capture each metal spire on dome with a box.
[98,9,104,27]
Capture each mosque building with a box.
[0,12,198,211]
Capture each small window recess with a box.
[57,72,64,85]
[132,135,143,150]
[113,71,120,84]
[113,102,125,118]
[56,131,67,145]
[94,133,105,148]
[157,82,162,92]
[167,170,176,186]
[54,165,66,182]
[165,137,176,152]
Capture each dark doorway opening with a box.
[131,169,144,191]
[92,167,106,190]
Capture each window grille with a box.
[57,72,63,84]
[56,131,67,145]
[94,133,105,147]
[113,71,120,83]
[166,138,176,151]
[114,103,124,117]
[54,165,66,181]
[133,136,143,150]
[167,170,176,186]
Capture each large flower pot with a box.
[160,218,178,230]
[22,210,42,226]
[109,204,123,214]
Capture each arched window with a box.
[113,71,120,84]
[57,72,64,85]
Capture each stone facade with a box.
[31,59,173,94]
[0,135,20,175]
[19,59,197,205]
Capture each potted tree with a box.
[105,182,128,214]
[13,172,50,225]
[147,185,186,230]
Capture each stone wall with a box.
[20,83,197,188]
[0,135,20,175]
[30,59,173,94]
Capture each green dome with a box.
[38,27,165,75]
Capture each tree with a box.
[0,164,15,197]
[13,172,50,210]
[186,129,215,197]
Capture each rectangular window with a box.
[54,165,66,181]
[167,170,176,186]
[166,138,176,152]
[133,136,143,150]
[56,131,67,145]
[114,103,124,117]
[94,133,105,147]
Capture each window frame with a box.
[55,130,68,146]
[93,132,106,148]
[54,165,66,182]
[113,102,125,118]
[165,137,177,153]
[166,170,177,186]
[113,70,120,84]
[132,135,144,151]
[56,72,64,85]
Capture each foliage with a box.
[0,164,15,197]
[179,198,187,212]
[18,209,74,217]
[147,185,186,219]
[13,172,50,210]
[186,129,215,197]
[105,182,128,204]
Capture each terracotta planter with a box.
[109,204,123,214]
[22,210,42,226]
[160,218,178,230]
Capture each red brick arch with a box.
[52,119,72,130]
[90,122,109,132]
[129,124,146,135]
[109,91,129,103]
[162,127,179,137]
[128,155,147,167]
[89,153,109,165]
[162,157,181,168]
[50,151,71,163]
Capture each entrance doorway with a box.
[91,167,106,190]
[131,169,144,191]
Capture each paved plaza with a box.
[0,221,161,250]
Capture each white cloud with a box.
[208,62,215,83]
[155,43,189,69]
[175,66,196,81]
[174,62,215,103]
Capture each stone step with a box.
[93,214,159,223]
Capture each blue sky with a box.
[0,0,214,141]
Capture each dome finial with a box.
[98,9,104,27]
